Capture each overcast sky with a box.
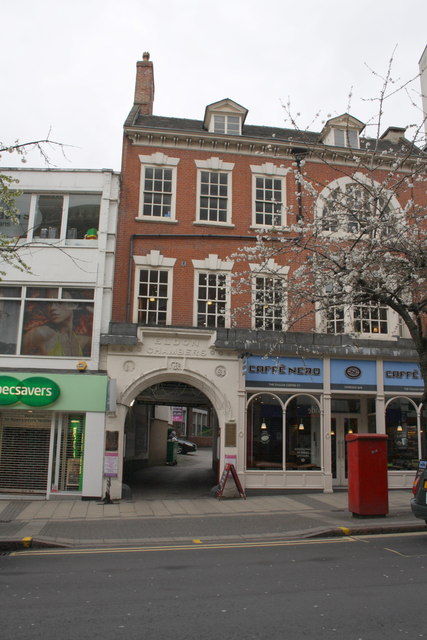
[1,0,426,171]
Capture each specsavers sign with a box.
[0,376,60,407]
[0,373,108,412]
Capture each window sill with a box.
[134,217,178,224]
[29,238,100,247]
[350,332,397,341]
[250,224,289,232]
[193,221,235,229]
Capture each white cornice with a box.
[125,126,424,172]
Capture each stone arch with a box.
[120,366,231,423]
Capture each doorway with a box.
[331,415,359,486]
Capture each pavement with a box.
[0,487,423,551]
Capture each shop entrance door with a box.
[331,415,359,486]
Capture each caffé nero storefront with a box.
[244,356,425,492]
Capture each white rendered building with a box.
[0,168,119,498]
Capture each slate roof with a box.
[125,109,423,156]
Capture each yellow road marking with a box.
[11,537,355,557]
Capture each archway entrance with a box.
[123,381,218,498]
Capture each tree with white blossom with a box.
[232,57,427,402]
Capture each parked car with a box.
[411,460,427,523]
[175,438,197,454]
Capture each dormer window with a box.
[204,99,248,136]
[213,114,241,135]
[333,128,359,149]
[319,114,365,150]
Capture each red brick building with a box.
[103,53,425,497]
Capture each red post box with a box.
[346,433,389,517]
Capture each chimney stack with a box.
[134,51,154,115]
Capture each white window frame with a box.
[322,128,360,149]
[250,260,289,330]
[212,114,242,135]
[138,153,179,222]
[333,128,359,148]
[250,163,287,229]
[133,250,176,325]
[192,254,233,328]
[195,158,234,226]
[4,192,103,244]
[320,301,401,339]
[316,174,400,236]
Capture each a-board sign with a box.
[216,463,246,500]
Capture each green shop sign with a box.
[0,376,60,407]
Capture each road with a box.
[1,532,426,640]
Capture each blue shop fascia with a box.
[216,330,425,491]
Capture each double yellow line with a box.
[12,536,355,556]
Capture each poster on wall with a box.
[104,452,118,478]
[20,287,94,357]
[104,430,119,478]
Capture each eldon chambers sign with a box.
[0,376,61,407]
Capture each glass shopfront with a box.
[244,356,424,488]
[385,398,427,471]
[246,393,321,471]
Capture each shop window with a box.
[51,414,85,492]
[421,405,427,460]
[247,394,283,470]
[4,191,101,242]
[66,194,101,239]
[0,286,21,354]
[386,398,420,471]
[286,395,321,470]
[33,194,63,239]
[0,285,94,357]
[0,192,31,238]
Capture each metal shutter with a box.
[0,414,51,494]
